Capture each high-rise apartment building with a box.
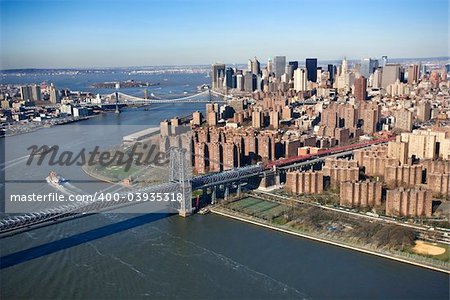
[354,76,367,101]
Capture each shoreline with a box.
[210,207,450,275]
[3,114,102,138]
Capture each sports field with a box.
[226,197,289,220]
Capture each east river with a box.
[0,73,449,299]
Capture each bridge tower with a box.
[208,86,212,102]
[169,147,193,217]
[114,91,121,114]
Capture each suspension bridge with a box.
[0,136,393,235]
[0,147,266,235]
[99,89,232,106]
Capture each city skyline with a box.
[1,0,449,69]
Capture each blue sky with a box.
[0,0,448,69]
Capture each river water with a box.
[0,72,449,299]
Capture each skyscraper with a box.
[360,58,379,78]
[225,67,235,89]
[236,73,244,91]
[274,56,286,79]
[287,61,299,80]
[382,64,401,88]
[30,84,41,101]
[211,63,225,90]
[293,68,308,91]
[354,76,367,101]
[49,85,60,104]
[267,57,273,73]
[327,64,336,84]
[244,71,256,92]
[20,85,32,101]
[372,68,383,88]
[306,58,318,82]
[408,64,419,84]
[381,56,388,68]
[251,57,261,75]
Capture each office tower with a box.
[316,67,323,83]
[354,76,367,101]
[244,71,255,92]
[408,64,419,84]
[445,64,450,73]
[49,85,60,104]
[372,68,382,88]
[305,58,317,82]
[360,58,378,78]
[327,64,336,83]
[20,85,32,101]
[251,57,260,75]
[381,64,401,88]
[256,74,263,91]
[211,63,225,89]
[381,56,388,67]
[225,67,235,89]
[274,56,286,79]
[421,64,427,77]
[267,57,273,73]
[293,68,308,91]
[30,84,41,101]
[236,73,244,91]
[288,61,298,80]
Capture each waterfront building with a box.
[49,85,60,104]
[31,84,41,101]
[20,85,32,101]
[340,180,382,208]
[211,63,226,90]
[286,170,324,194]
[386,187,432,217]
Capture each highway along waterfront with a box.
[0,107,448,299]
